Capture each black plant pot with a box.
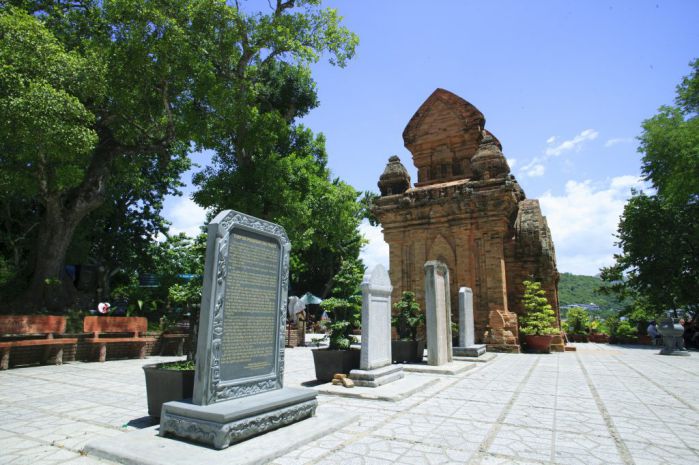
[391,340,426,363]
[143,363,195,418]
[311,348,360,382]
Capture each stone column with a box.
[350,265,404,387]
[453,287,486,357]
[459,287,474,347]
[424,261,453,365]
[360,265,393,370]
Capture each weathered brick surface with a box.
[374,89,561,351]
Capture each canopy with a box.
[299,292,323,305]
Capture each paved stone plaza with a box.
[0,344,697,465]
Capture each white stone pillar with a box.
[360,264,393,370]
[350,265,405,387]
[424,261,453,365]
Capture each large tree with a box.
[601,59,699,317]
[0,1,357,310]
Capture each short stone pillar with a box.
[349,265,404,387]
[658,318,690,356]
[424,261,453,366]
[453,287,486,357]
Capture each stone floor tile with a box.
[554,395,598,412]
[624,439,699,465]
[0,435,79,465]
[554,410,607,436]
[553,431,625,465]
[474,452,548,465]
[603,400,659,419]
[450,400,506,423]
[512,393,557,410]
[340,436,412,462]
[373,412,446,443]
[504,406,555,430]
[313,450,393,465]
[272,443,333,465]
[398,442,475,465]
[486,425,553,463]
[59,457,116,465]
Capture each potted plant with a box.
[391,291,426,363]
[311,296,361,382]
[519,280,559,353]
[142,234,204,418]
[563,306,590,342]
[606,315,639,344]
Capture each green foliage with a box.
[519,280,559,336]
[639,58,699,206]
[563,306,590,335]
[558,272,629,315]
[157,360,195,371]
[329,257,365,298]
[605,316,638,341]
[602,59,699,320]
[194,115,365,298]
[392,291,424,341]
[0,0,358,310]
[601,193,698,316]
[317,258,364,350]
[319,296,359,350]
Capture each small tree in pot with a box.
[311,258,364,382]
[563,306,590,342]
[391,291,426,363]
[519,280,559,353]
[142,233,205,418]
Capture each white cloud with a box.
[604,137,633,148]
[522,162,545,177]
[167,197,208,237]
[507,158,517,169]
[519,129,598,178]
[544,129,599,157]
[539,176,645,275]
[359,219,389,271]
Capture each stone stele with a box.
[453,287,486,357]
[373,88,562,352]
[350,265,404,387]
[424,261,453,366]
[159,210,318,450]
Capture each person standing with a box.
[294,299,307,347]
[647,321,661,343]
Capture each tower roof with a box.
[402,88,485,151]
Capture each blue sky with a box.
[163,0,699,276]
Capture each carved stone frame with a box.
[193,210,290,406]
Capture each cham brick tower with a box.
[373,89,562,352]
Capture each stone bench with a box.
[83,316,156,362]
[0,315,78,370]
[159,332,188,356]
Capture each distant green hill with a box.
[558,272,628,318]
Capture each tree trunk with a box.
[14,146,116,312]
[20,205,83,311]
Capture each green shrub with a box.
[392,291,424,341]
[319,296,361,350]
[564,306,590,335]
[606,315,638,341]
[519,280,559,336]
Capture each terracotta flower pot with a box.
[523,334,553,353]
